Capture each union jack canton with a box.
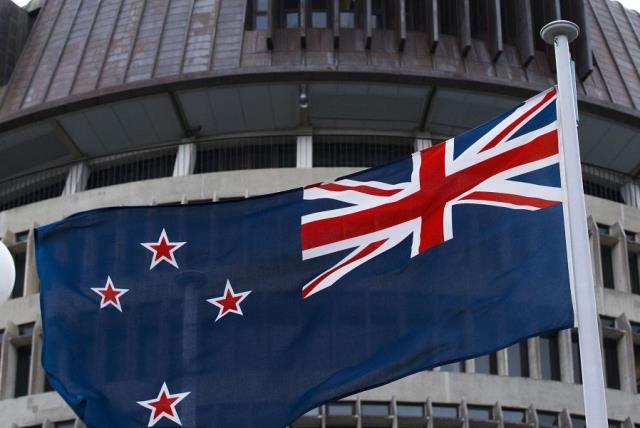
[301,88,561,298]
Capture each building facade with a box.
[0,0,639,426]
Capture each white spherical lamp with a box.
[0,240,16,304]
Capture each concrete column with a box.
[296,135,313,168]
[528,337,541,380]
[62,162,90,195]
[24,227,39,295]
[611,222,631,293]
[460,400,470,428]
[587,216,603,289]
[558,329,574,383]
[28,322,44,395]
[414,138,432,152]
[496,349,508,376]
[173,143,197,177]
[559,409,571,428]
[0,322,18,399]
[616,314,636,393]
[464,358,474,374]
[621,181,640,208]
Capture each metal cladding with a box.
[0,0,639,126]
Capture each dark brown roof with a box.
[0,0,639,126]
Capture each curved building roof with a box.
[0,0,639,181]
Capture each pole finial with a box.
[540,20,580,45]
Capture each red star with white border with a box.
[140,228,186,270]
[90,276,129,312]
[207,279,252,322]
[137,382,190,427]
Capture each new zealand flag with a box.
[35,88,575,427]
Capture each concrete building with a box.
[0,0,639,426]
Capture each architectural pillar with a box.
[297,135,313,168]
[62,162,90,195]
[173,143,197,177]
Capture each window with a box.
[630,252,640,294]
[467,405,492,421]
[339,0,357,28]
[313,136,414,168]
[11,251,26,299]
[247,0,269,30]
[15,230,29,242]
[438,0,457,35]
[303,407,320,416]
[15,344,31,397]
[537,411,559,428]
[632,322,640,392]
[370,0,395,30]
[600,245,615,289]
[439,361,464,372]
[475,353,497,375]
[603,338,620,389]
[503,408,526,424]
[405,0,425,32]
[571,415,586,428]
[609,421,622,428]
[327,402,354,416]
[54,421,76,428]
[431,404,458,418]
[361,402,389,416]
[397,403,424,418]
[507,341,529,377]
[600,316,616,329]
[310,0,329,28]
[282,0,300,28]
[539,333,560,381]
[572,331,582,383]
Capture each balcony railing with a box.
[1,139,640,213]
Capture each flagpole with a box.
[541,21,608,427]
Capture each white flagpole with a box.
[541,21,608,427]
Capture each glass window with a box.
[15,231,29,242]
[507,341,529,377]
[601,316,616,329]
[601,245,615,289]
[467,405,492,420]
[339,0,357,28]
[537,411,559,427]
[630,252,640,294]
[254,0,269,30]
[597,223,610,235]
[439,361,464,372]
[603,338,620,389]
[361,402,389,416]
[405,0,425,32]
[625,230,636,242]
[15,345,31,397]
[475,353,497,375]
[327,402,354,416]
[11,251,25,299]
[540,333,560,381]
[571,415,586,428]
[437,0,457,35]
[572,332,582,384]
[303,407,320,416]
[432,404,458,418]
[397,403,424,418]
[54,421,76,428]
[310,0,329,28]
[282,0,299,28]
[634,343,640,392]
[370,0,394,29]
[609,421,622,428]
[19,322,34,336]
[502,408,526,423]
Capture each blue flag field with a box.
[35,87,575,427]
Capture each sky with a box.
[8,0,640,14]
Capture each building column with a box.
[621,182,640,208]
[558,329,574,383]
[528,337,541,380]
[414,138,431,152]
[297,135,313,168]
[0,322,18,399]
[62,162,90,195]
[496,349,508,376]
[24,228,38,296]
[616,314,637,393]
[173,143,197,177]
[611,222,631,293]
[28,322,43,395]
